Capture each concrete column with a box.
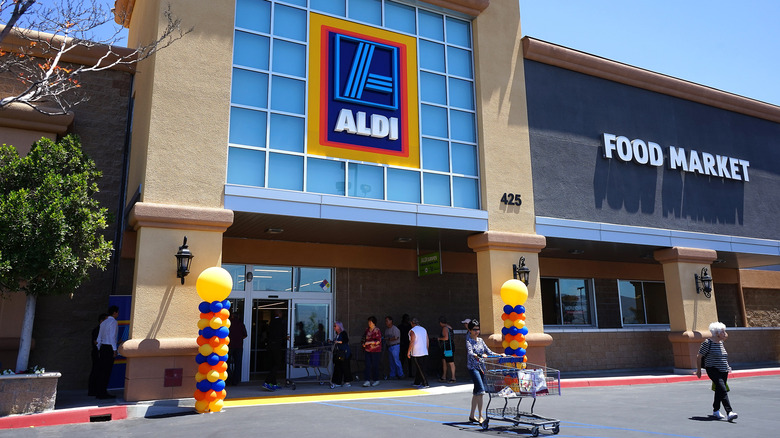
[654,247,718,372]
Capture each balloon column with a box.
[499,279,529,363]
[194,267,233,413]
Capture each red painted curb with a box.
[560,368,780,389]
[0,405,127,430]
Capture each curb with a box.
[0,405,127,430]
[560,367,780,388]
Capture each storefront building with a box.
[103,0,780,401]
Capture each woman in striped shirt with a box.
[695,322,738,422]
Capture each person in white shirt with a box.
[407,317,429,388]
[95,305,119,399]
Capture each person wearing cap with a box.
[465,319,502,424]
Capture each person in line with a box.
[88,313,108,396]
[465,319,502,424]
[227,311,247,386]
[331,321,352,387]
[407,317,429,388]
[95,306,119,399]
[398,314,413,379]
[695,322,738,422]
[362,316,382,386]
[437,316,456,383]
[263,309,287,391]
[384,316,403,379]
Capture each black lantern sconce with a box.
[694,267,713,298]
[175,236,194,284]
[512,256,531,286]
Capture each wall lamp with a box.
[175,236,194,284]
[694,267,713,298]
[512,256,531,286]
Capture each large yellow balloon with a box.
[196,267,234,302]
[500,279,528,307]
[213,344,229,356]
[198,344,213,356]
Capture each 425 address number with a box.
[500,193,522,206]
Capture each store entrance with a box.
[249,299,289,381]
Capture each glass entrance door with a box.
[249,299,288,381]
[289,300,331,379]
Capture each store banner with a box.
[418,252,441,276]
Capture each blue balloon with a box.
[219,354,229,363]
[216,326,230,339]
[503,304,513,314]
[195,354,206,364]
[202,327,216,339]
[514,305,525,314]
[222,300,231,310]
[519,327,529,336]
[517,348,526,356]
[509,327,519,336]
[207,353,220,366]
[211,379,226,392]
[198,302,211,314]
[196,379,211,392]
[210,301,224,313]
[504,347,515,356]
[501,327,509,335]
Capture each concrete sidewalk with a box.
[2,366,778,430]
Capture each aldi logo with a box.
[309,14,419,168]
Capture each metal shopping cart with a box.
[480,357,561,436]
[285,344,332,389]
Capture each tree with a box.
[0,0,190,115]
[0,134,112,372]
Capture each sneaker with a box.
[344,382,351,387]
[420,384,430,389]
[272,384,282,390]
[262,383,275,391]
[331,383,342,388]
[727,412,738,422]
[363,380,371,387]
[371,381,380,386]
[711,410,725,420]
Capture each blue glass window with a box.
[272,39,306,77]
[227,147,265,186]
[348,163,384,199]
[448,77,474,110]
[420,72,446,105]
[232,68,268,108]
[273,4,307,41]
[387,168,420,203]
[421,104,448,138]
[451,142,477,176]
[419,40,445,72]
[422,138,449,172]
[235,0,271,33]
[311,0,346,16]
[453,177,479,208]
[423,173,450,206]
[270,76,305,114]
[418,10,443,41]
[348,0,381,25]
[446,17,471,48]
[269,114,304,152]
[449,110,475,143]
[282,0,305,6]
[229,107,267,147]
[268,153,303,190]
[307,158,346,195]
[234,31,269,70]
[447,46,473,78]
[385,1,415,34]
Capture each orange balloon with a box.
[218,308,230,319]
[205,389,218,401]
[214,361,228,373]
[523,356,528,362]
[200,312,214,320]
[196,336,208,346]
[221,336,230,346]
[504,334,515,342]
[198,362,212,375]
[509,312,519,321]
[218,389,227,399]
[518,313,526,321]
[501,313,509,321]
[209,336,221,348]
[194,390,206,401]
[517,334,525,342]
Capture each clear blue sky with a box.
[519,0,780,106]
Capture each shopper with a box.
[466,319,501,424]
[407,317,429,388]
[437,316,456,383]
[385,316,403,379]
[695,322,738,422]
[95,306,120,399]
[331,321,353,387]
[362,316,382,387]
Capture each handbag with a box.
[334,348,347,361]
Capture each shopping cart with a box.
[480,357,561,436]
[285,344,332,389]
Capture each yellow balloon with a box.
[521,341,528,350]
[509,340,520,350]
[213,344,229,356]
[219,371,228,381]
[198,344,213,356]
[195,372,206,382]
[208,399,224,412]
[209,316,224,330]
[197,318,209,330]
[225,318,231,329]
[500,279,528,306]
[503,319,513,328]
[513,319,526,329]
[195,400,209,413]
[206,369,220,383]
[502,340,509,348]
[196,267,234,302]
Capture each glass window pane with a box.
[273,4,307,42]
[296,267,333,292]
[451,142,477,176]
[421,104,448,138]
[387,168,420,203]
[348,0,381,25]
[447,46,473,78]
[448,77,474,110]
[294,303,329,347]
[643,282,670,324]
[272,39,306,77]
[229,107,267,147]
[234,31,270,70]
[418,10,444,41]
[307,158,346,195]
[420,72,446,105]
[446,17,471,48]
[269,114,304,152]
[423,172,450,206]
[268,153,303,190]
[541,278,561,325]
[560,279,591,325]
[227,147,265,186]
[385,1,415,34]
[270,76,305,114]
[348,163,383,199]
[449,109,475,143]
[253,266,293,291]
[422,137,449,172]
[235,0,271,33]
[311,0,346,16]
[282,0,305,6]
[232,68,268,108]
[453,177,478,209]
[419,40,445,72]
[223,264,247,291]
[619,280,645,324]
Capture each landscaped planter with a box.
[0,372,61,416]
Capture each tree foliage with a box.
[0,134,112,297]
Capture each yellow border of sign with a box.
[308,13,420,168]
